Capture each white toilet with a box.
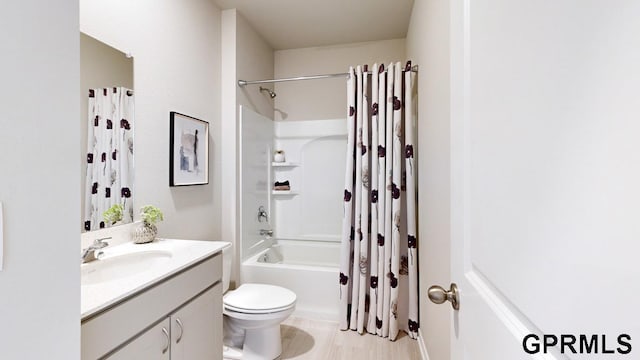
[221,245,296,360]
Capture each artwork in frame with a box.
[169,112,209,186]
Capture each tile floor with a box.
[280,317,422,359]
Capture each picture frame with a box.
[169,112,209,186]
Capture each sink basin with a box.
[81,239,230,319]
[81,250,172,286]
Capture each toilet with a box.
[221,245,296,360]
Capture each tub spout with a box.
[259,229,273,237]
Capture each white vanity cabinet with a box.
[108,318,171,360]
[108,284,221,360]
[169,283,222,359]
[81,250,223,360]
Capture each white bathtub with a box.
[241,239,340,321]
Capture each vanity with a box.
[81,239,228,359]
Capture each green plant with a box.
[103,204,124,225]
[140,205,163,226]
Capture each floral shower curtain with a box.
[83,87,134,231]
[339,62,418,341]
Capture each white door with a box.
[442,1,640,359]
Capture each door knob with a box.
[428,283,460,310]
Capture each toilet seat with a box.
[223,303,295,323]
[224,302,294,314]
[223,283,296,314]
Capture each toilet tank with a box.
[221,244,233,293]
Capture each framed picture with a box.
[169,112,209,186]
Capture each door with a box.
[445,1,640,359]
[171,284,222,360]
[107,318,171,360]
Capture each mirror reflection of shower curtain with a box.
[339,62,418,341]
[83,87,134,231]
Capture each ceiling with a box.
[213,0,415,50]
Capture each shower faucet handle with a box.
[257,206,268,222]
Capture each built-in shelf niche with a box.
[272,161,300,197]
[271,162,299,167]
[271,190,299,196]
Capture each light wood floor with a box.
[280,317,422,360]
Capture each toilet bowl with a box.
[221,245,296,360]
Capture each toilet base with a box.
[243,324,282,360]
[222,345,243,360]
[222,324,282,360]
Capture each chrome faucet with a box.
[81,237,110,263]
[259,229,273,237]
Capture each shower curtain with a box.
[83,87,134,231]
[339,62,418,341]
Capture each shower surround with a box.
[239,106,346,320]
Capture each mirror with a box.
[80,33,134,232]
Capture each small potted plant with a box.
[103,204,124,226]
[133,205,164,244]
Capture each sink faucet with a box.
[81,237,110,263]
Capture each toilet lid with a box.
[223,283,296,312]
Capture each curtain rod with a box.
[238,65,418,87]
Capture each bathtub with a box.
[241,239,340,321]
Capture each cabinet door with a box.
[107,318,171,360]
[171,283,222,360]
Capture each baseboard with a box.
[418,329,430,360]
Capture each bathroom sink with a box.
[81,250,172,286]
[81,239,230,319]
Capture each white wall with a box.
[80,0,222,241]
[80,33,134,231]
[274,39,406,121]
[221,10,238,287]
[0,0,80,358]
[236,12,275,120]
[221,9,274,287]
[406,1,452,359]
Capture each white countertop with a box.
[81,238,229,320]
